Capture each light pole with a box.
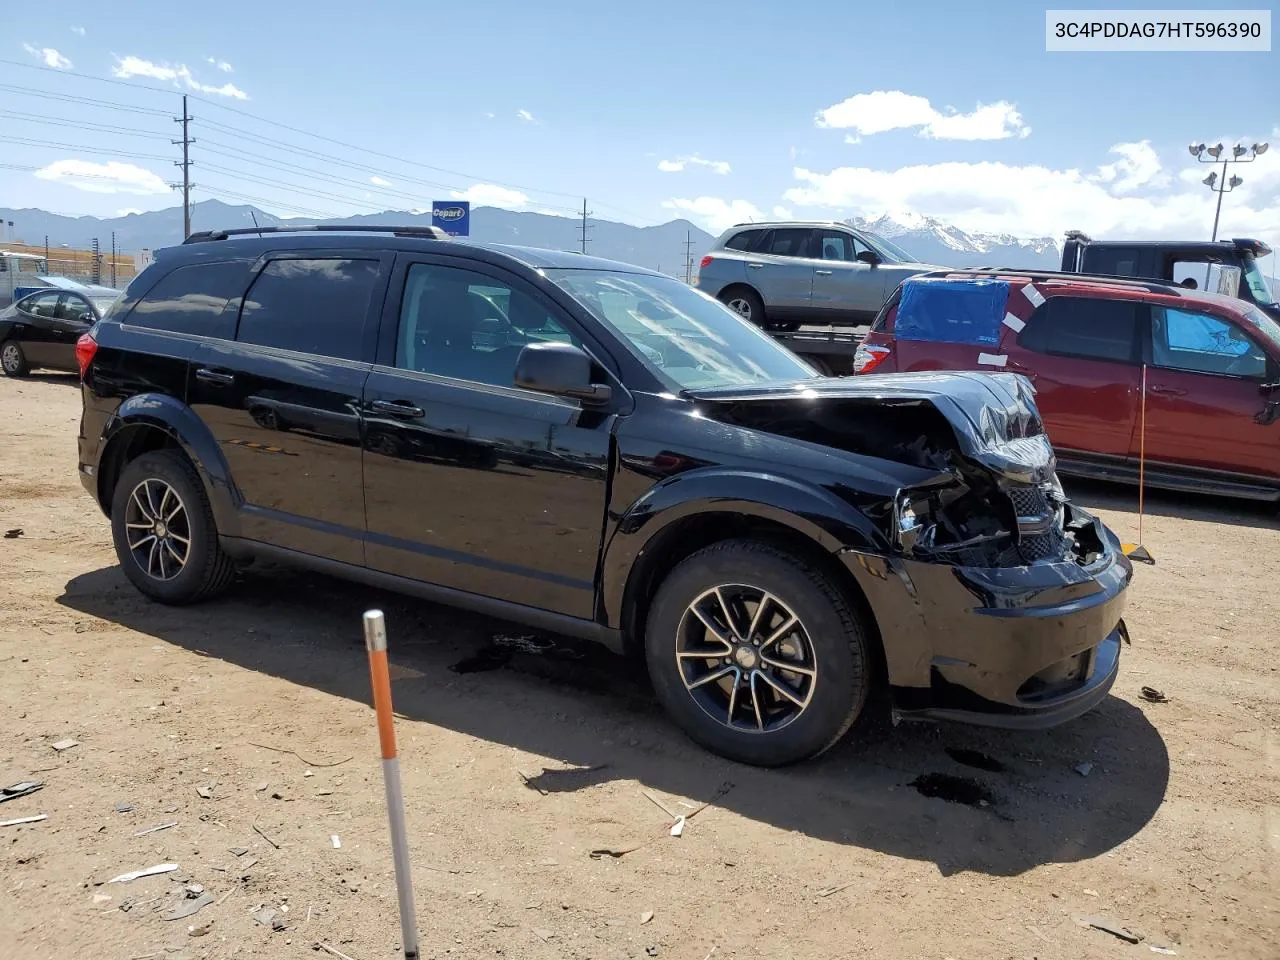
[1189,141,1269,241]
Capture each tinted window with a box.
[397,263,579,386]
[1084,247,1139,277]
[1152,306,1268,378]
[724,230,762,251]
[1019,296,1138,363]
[21,292,61,317]
[238,258,379,360]
[765,229,812,257]
[55,294,90,321]
[127,260,251,337]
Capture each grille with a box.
[1009,482,1068,564]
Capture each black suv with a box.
[77,225,1133,766]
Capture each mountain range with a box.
[0,200,1063,272]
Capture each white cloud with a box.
[23,43,72,69]
[657,154,732,175]
[451,183,529,210]
[370,176,390,187]
[516,109,538,124]
[772,205,793,219]
[1091,140,1168,193]
[35,160,170,196]
[115,208,144,217]
[782,141,1280,241]
[816,90,1030,141]
[112,56,248,99]
[662,196,763,233]
[485,111,496,120]
[205,57,234,72]
[70,26,86,37]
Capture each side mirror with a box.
[514,341,612,405]
[855,250,881,266]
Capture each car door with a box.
[809,229,886,323]
[742,228,815,320]
[1141,303,1279,481]
[361,255,616,619]
[48,293,96,369]
[1008,295,1142,461]
[186,252,390,566]
[13,291,65,366]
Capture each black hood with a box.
[685,371,1055,486]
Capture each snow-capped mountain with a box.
[848,213,1062,269]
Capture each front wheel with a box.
[645,539,873,766]
[110,450,236,604]
[1,340,30,377]
[718,288,767,328]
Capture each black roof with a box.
[160,226,661,275]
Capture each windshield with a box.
[548,270,818,391]
[1241,256,1277,306]
[862,232,920,263]
[1242,305,1280,355]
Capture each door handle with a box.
[746,262,764,269]
[371,399,425,419]
[1149,385,1186,397]
[815,269,833,276]
[195,367,235,386]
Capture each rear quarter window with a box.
[123,260,252,339]
[723,230,762,251]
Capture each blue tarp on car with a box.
[894,278,1010,346]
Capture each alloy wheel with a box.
[675,584,817,733]
[726,297,753,322]
[124,478,191,582]
[1,343,20,373]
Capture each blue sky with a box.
[2,0,1277,244]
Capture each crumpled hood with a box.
[685,370,1055,485]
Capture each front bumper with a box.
[841,507,1133,729]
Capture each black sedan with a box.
[1,288,120,377]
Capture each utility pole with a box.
[111,232,117,288]
[173,95,195,239]
[579,198,592,254]
[44,235,49,266]
[683,230,695,284]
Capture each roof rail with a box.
[915,266,1186,295]
[182,224,450,244]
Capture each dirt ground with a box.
[1,372,1277,960]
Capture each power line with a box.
[0,82,172,117]
[0,111,172,139]
[0,135,173,162]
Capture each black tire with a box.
[110,450,236,604]
[644,538,872,766]
[1,340,30,377]
[717,287,768,329]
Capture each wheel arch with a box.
[604,471,889,667]
[97,394,239,532]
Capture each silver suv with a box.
[694,221,943,332]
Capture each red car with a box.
[855,270,1280,501]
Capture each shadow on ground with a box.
[60,562,1170,878]
[1066,476,1279,531]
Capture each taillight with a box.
[699,255,714,269]
[852,343,891,374]
[75,332,98,380]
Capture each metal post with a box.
[111,232,117,288]
[1210,158,1227,241]
[363,610,420,960]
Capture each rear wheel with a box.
[1,340,29,377]
[718,287,769,328]
[110,450,236,604]
[645,538,872,766]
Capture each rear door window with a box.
[238,258,380,361]
[21,292,61,318]
[1018,296,1140,363]
[1083,247,1140,277]
[126,260,252,338]
[1151,306,1268,378]
[762,228,813,258]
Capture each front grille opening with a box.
[1017,649,1093,703]
[1009,483,1069,564]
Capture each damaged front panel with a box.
[687,371,1071,566]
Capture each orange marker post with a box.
[364,609,421,960]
